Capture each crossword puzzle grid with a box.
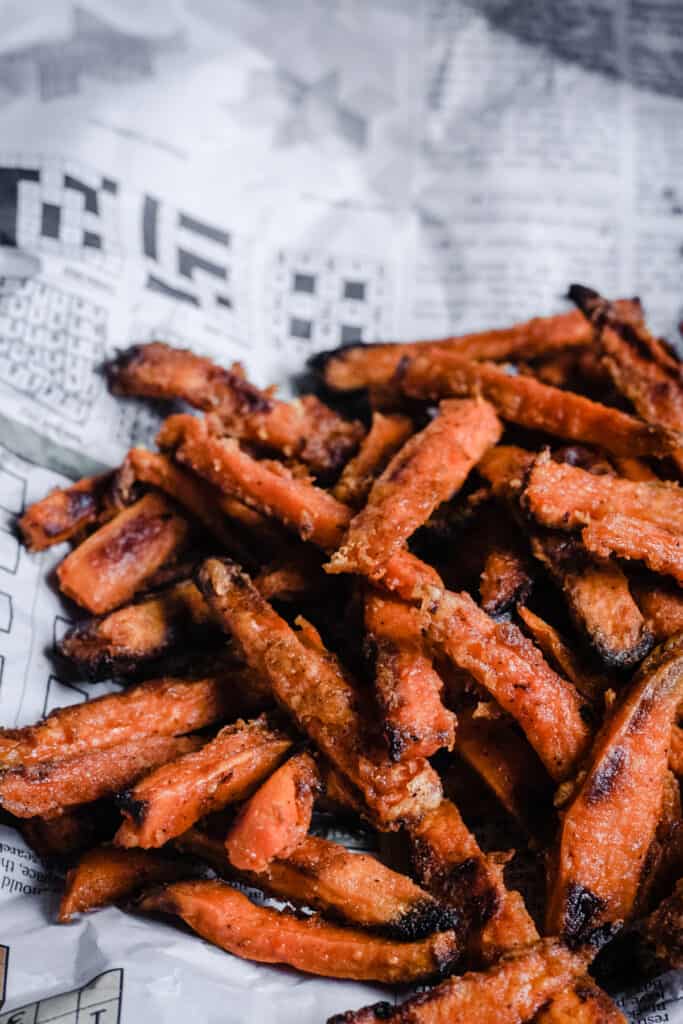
[0,280,107,424]
[0,969,122,1024]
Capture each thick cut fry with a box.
[327,939,589,1024]
[179,830,460,939]
[428,591,592,781]
[532,979,626,1024]
[547,635,683,941]
[140,880,460,983]
[456,709,552,833]
[364,592,456,761]
[58,580,212,679]
[671,726,683,777]
[631,580,683,641]
[479,543,534,617]
[328,399,501,577]
[530,535,652,669]
[59,846,194,922]
[333,413,413,508]
[115,716,292,848]
[18,472,116,551]
[197,559,442,828]
[57,493,189,614]
[19,804,118,862]
[517,605,607,702]
[0,675,234,769]
[226,752,320,872]
[0,734,201,818]
[108,342,362,474]
[400,352,679,457]
[409,800,539,965]
[314,308,596,391]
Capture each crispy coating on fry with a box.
[327,939,589,1024]
[197,558,442,828]
[364,591,455,761]
[583,514,683,586]
[179,829,459,940]
[226,752,320,872]
[59,845,194,922]
[329,400,501,577]
[314,309,595,391]
[108,342,363,474]
[480,542,534,618]
[0,734,201,818]
[427,590,592,781]
[631,580,683,641]
[18,472,116,551]
[532,979,626,1024]
[516,605,607,703]
[57,580,212,679]
[456,709,552,833]
[140,879,461,983]
[57,493,189,614]
[253,548,327,602]
[671,726,683,777]
[399,353,679,457]
[333,413,413,508]
[0,675,235,769]
[546,635,683,942]
[115,716,292,848]
[409,800,539,965]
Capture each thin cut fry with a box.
[327,939,590,1024]
[115,716,292,848]
[107,341,363,474]
[547,635,683,941]
[197,558,443,828]
[517,605,607,703]
[399,352,680,457]
[57,580,213,678]
[333,412,413,507]
[329,399,501,577]
[57,493,189,614]
[479,542,534,617]
[225,752,320,872]
[0,734,202,818]
[18,472,116,551]
[58,845,194,922]
[364,591,456,761]
[631,580,683,642]
[582,514,683,586]
[140,879,461,983]
[314,308,596,391]
[427,590,592,780]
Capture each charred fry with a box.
[18,472,117,551]
[140,879,461,983]
[516,605,607,702]
[479,540,534,617]
[333,412,413,507]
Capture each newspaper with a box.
[0,0,682,1020]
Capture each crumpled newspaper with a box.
[0,2,682,1020]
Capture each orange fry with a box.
[197,558,442,828]
[115,716,291,848]
[333,412,413,508]
[479,541,533,617]
[582,514,683,587]
[516,605,607,702]
[57,493,189,614]
[226,752,320,872]
[364,591,455,760]
[631,580,683,642]
[547,635,683,941]
[532,979,626,1024]
[18,472,116,551]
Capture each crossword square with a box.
[293,272,316,294]
[0,464,26,514]
[290,316,312,340]
[341,324,363,344]
[0,528,19,574]
[343,280,366,300]
[0,592,11,632]
[41,202,61,239]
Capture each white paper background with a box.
[0,1,682,1020]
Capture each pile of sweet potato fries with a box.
[3,283,683,1022]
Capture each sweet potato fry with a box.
[0,675,235,769]
[456,709,552,833]
[314,308,595,391]
[582,514,683,587]
[179,829,459,939]
[479,541,534,617]
[58,845,195,922]
[631,579,683,641]
[226,752,320,872]
[19,804,118,862]
[58,579,213,678]
[547,635,683,941]
[115,716,292,848]
[197,558,442,828]
[532,978,626,1024]
[427,590,592,780]
[253,547,327,602]
[610,456,659,482]
[107,342,363,474]
[327,939,590,1024]
[671,726,683,777]
[364,591,455,761]
[328,399,501,578]
[516,605,607,702]
[409,799,539,965]
[18,472,117,551]
[0,734,201,818]
[399,352,680,457]
[140,879,461,983]
[57,493,189,614]
[333,413,413,508]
